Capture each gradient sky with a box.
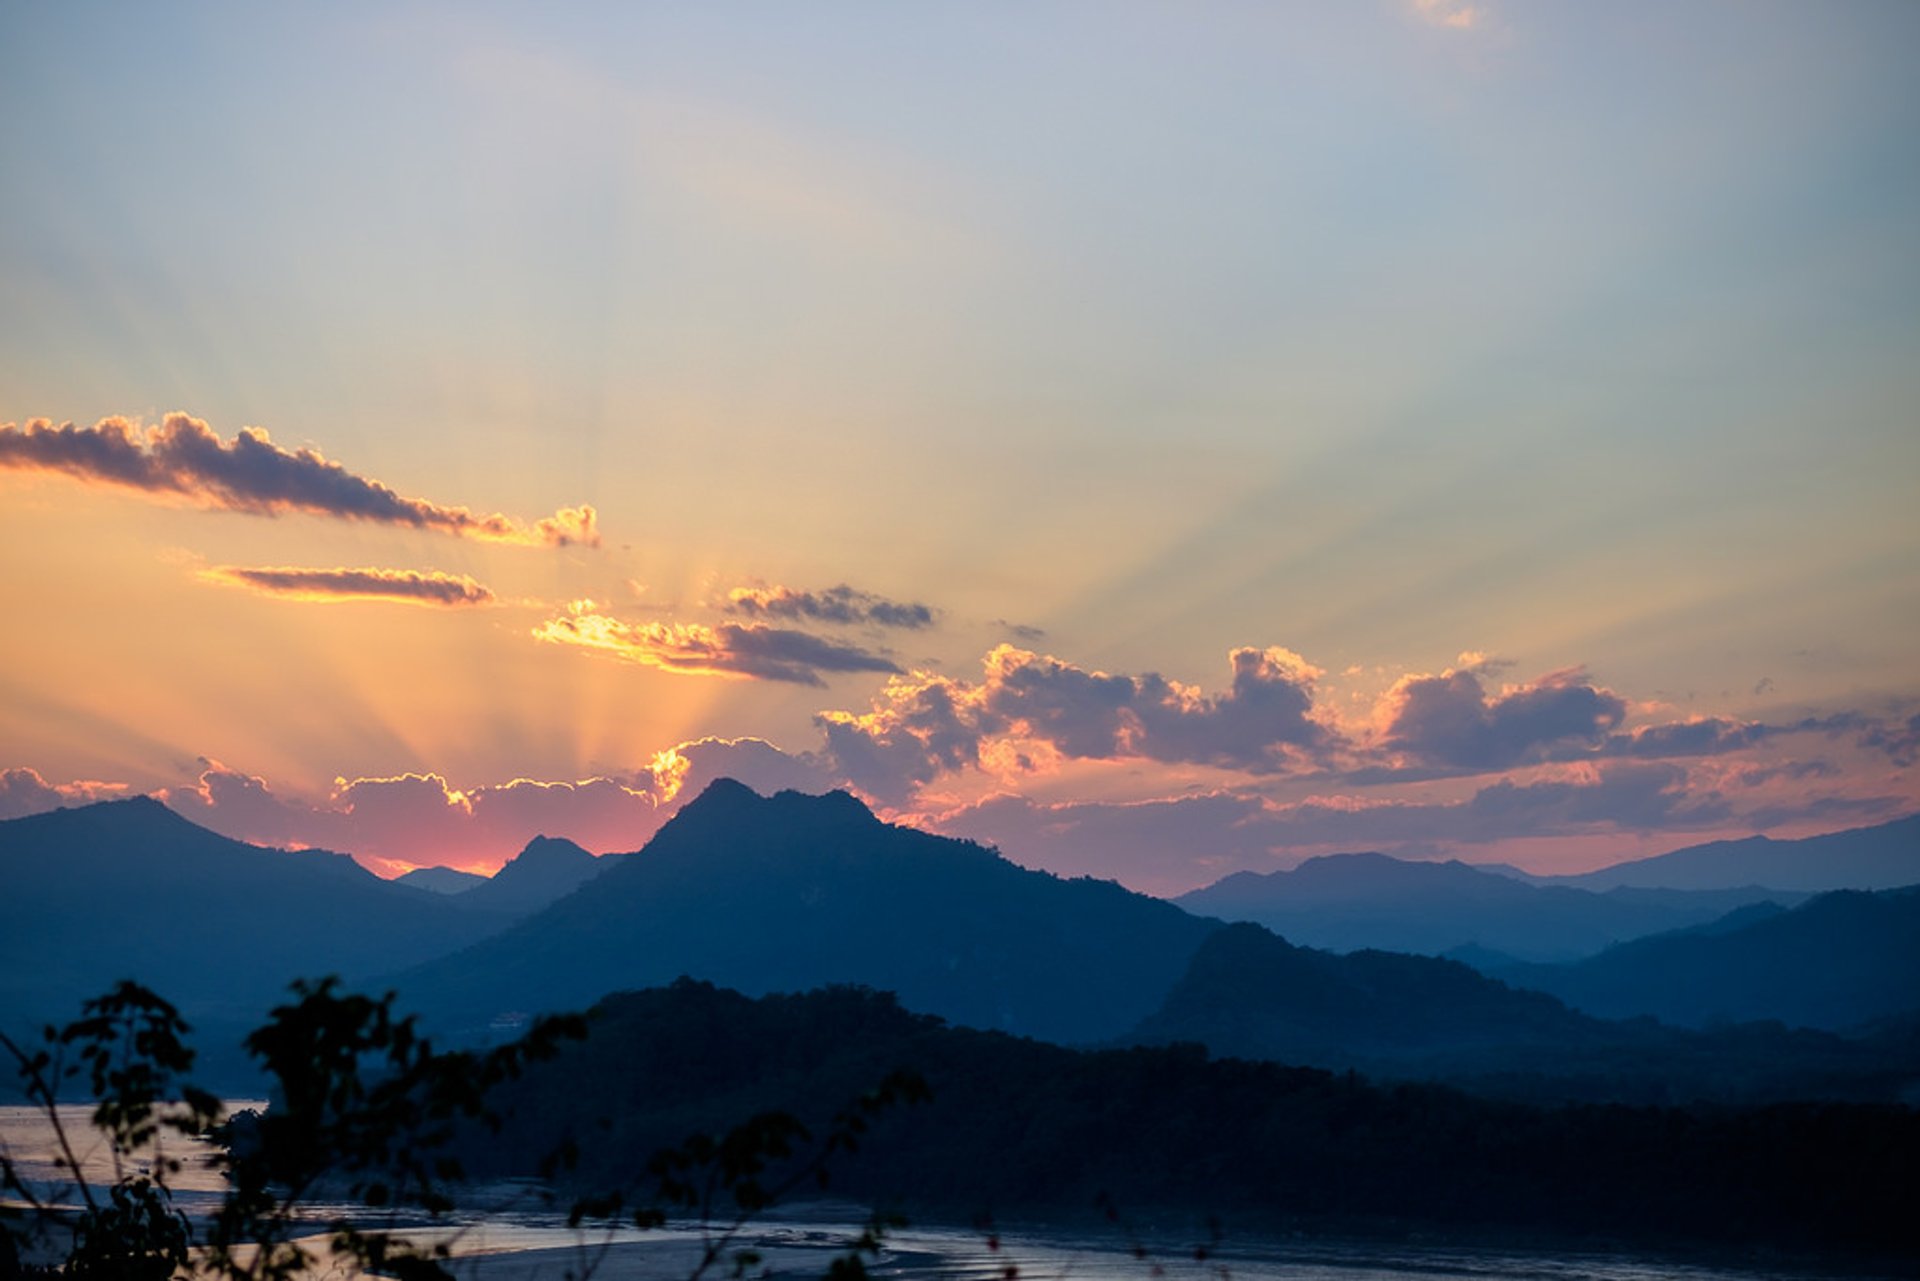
[3,1,1916,894]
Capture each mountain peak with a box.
[510,834,595,867]
[669,778,879,836]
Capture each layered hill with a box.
[0,796,507,1033]
[1527,813,1920,892]
[1478,886,1920,1031]
[1174,851,1793,961]
[391,779,1219,1045]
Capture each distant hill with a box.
[397,866,487,895]
[0,797,510,1039]
[1174,851,1794,961]
[1125,921,1920,1104]
[1478,886,1920,1031]
[453,835,612,916]
[391,779,1218,1046]
[1533,814,1920,892]
[1130,921,1602,1064]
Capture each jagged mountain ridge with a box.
[389,779,1219,1045]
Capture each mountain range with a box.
[4,785,1916,1105]
[386,779,1217,1046]
[1174,851,1799,961]
[1515,814,1920,892]
[0,797,498,1032]
[1476,885,1920,1031]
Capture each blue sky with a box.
[3,2,1916,891]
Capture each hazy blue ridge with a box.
[1474,885,1920,1031]
[1172,851,1801,961]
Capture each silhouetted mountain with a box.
[1130,921,1608,1064]
[1528,813,1920,892]
[454,835,612,916]
[1479,886,1920,1031]
[0,797,509,1036]
[1173,852,1793,961]
[396,866,487,895]
[465,980,1918,1262]
[1124,921,1920,1104]
[391,779,1216,1045]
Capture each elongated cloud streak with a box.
[726,582,936,630]
[534,605,902,686]
[201,565,495,607]
[0,414,598,547]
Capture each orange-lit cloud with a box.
[816,644,1333,804]
[1412,0,1480,30]
[201,565,495,607]
[160,760,666,870]
[0,414,598,547]
[533,604,902,686]
[726,582,936,630]
[0,766,129,819]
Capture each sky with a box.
[3,1,1916,895]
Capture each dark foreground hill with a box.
[0,797,507,1035]
[1477,886,1920,1031]
[392,780,1218,1045]
[468,980,1919,1265]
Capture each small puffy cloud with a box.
[726,583,936,630]
[201,565,494,607]
[0,766,130,819]
[0,414,598,548]
[1412,0,1480,30]
[1381,666,1626,771]
[534,605,902,686]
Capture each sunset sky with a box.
[3,2,1916,894]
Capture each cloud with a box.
[1859,713,1920,767]
[533,604,902,686]
[726,583,936,630]
[648,736,838,805]
[161,759,669,869]
[200,565,495,607]
[816,644,1332,804]
[0,766,130,819]
[1381,666,1627,771]
[1595,717,1771,760]
[0,414,598,547]
[935,762,1735,895]
[1412,0,1480,30]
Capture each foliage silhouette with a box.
[1,979,925,1281]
